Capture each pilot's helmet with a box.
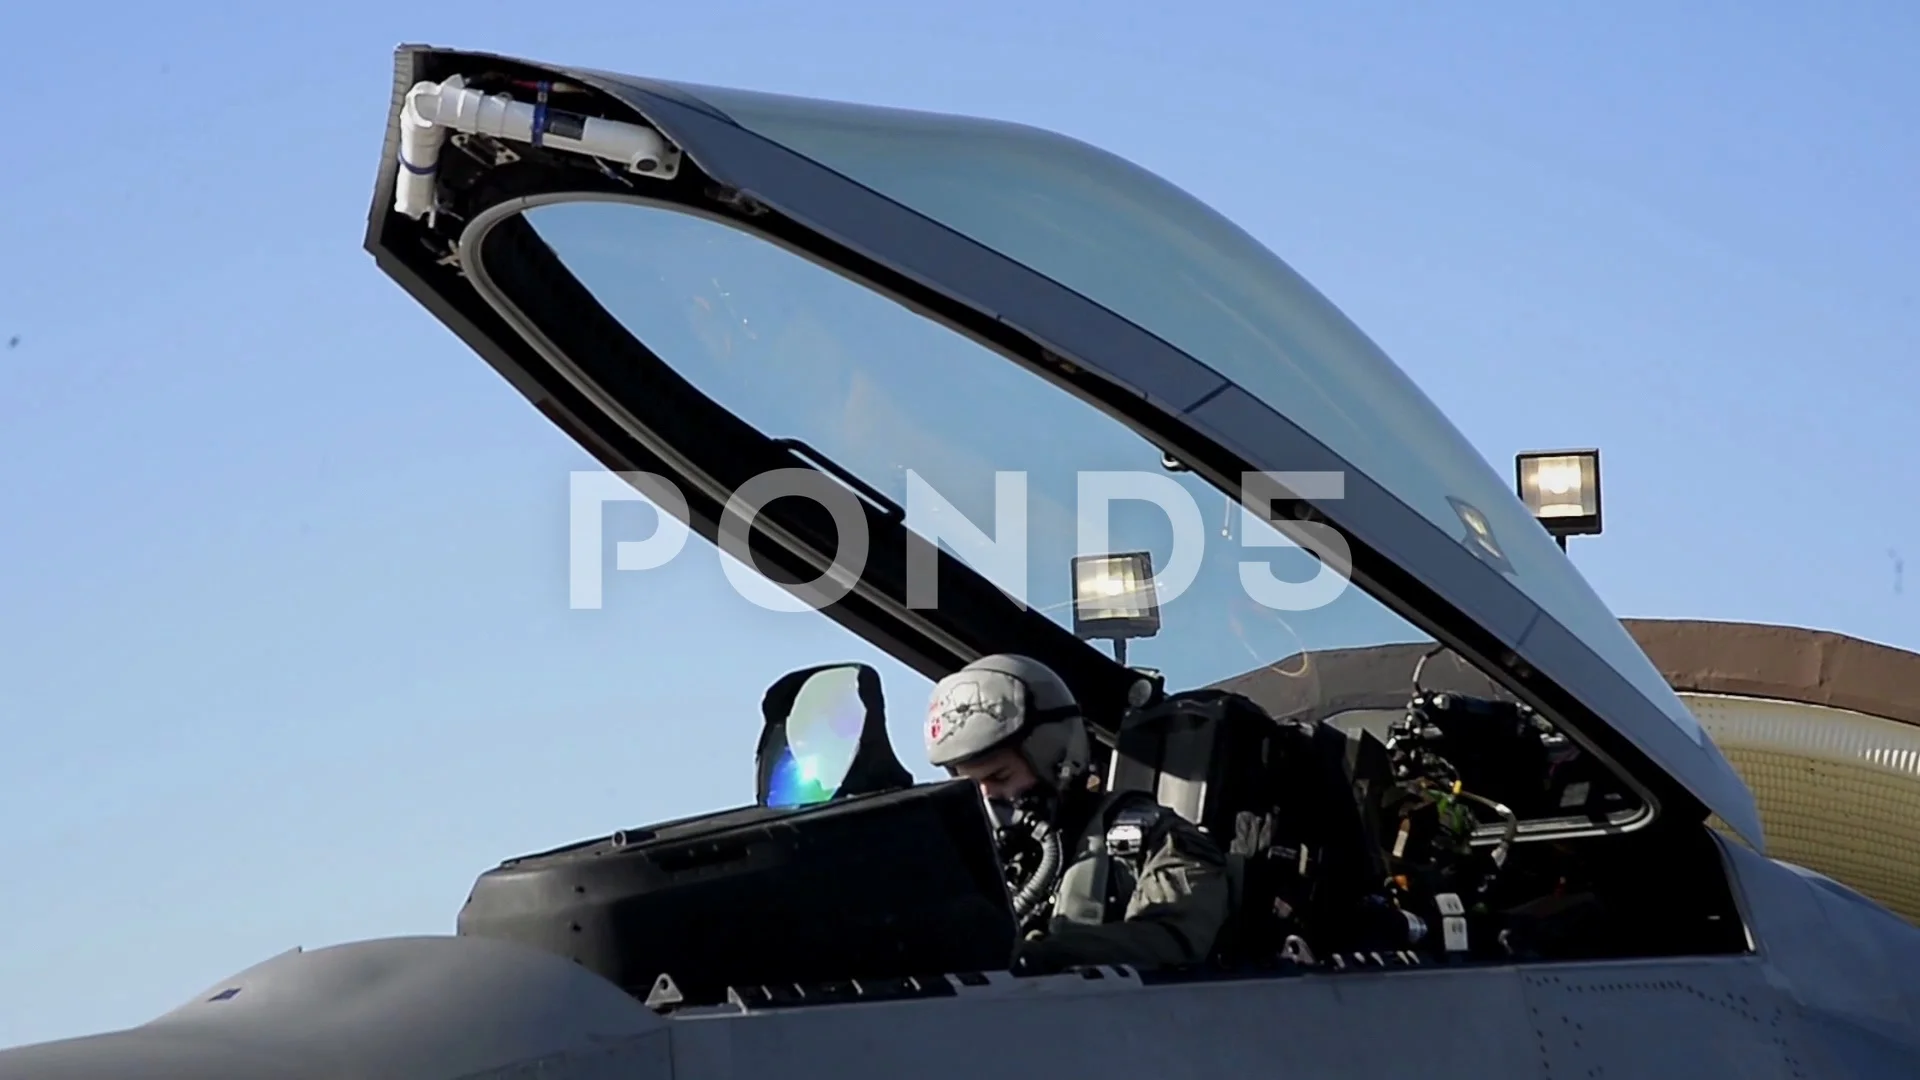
[924,654,1090,792]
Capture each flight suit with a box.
[1012,788,1232,973]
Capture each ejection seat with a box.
[1104,688,1389,966]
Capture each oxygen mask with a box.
[984,787,1057,841]
[983,788,1067,927]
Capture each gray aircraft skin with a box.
[4,43,1918,1079]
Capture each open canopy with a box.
[364,45,1764,850]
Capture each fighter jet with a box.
[3,43,1915,1079]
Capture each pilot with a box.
[924,654,1231,975]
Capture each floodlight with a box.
[1071,552,1161,664]
[1516,449,1602,548]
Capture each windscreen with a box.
[522,197,1395,704]
[510,190,1653,834]
[655,83,1705,749]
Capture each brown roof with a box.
[1622,618,1920,727]
[1209,619,1920,729]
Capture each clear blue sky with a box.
[1,1,1913,1048]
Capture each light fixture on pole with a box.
[1515,449,1602,551]
[1070,551,1161,666]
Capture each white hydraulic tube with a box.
[394,75,681,220]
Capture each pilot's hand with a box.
[1011,934,1075,976]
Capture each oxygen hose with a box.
[1010,824,1064,921]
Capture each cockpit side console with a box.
[456,779,1017,1006]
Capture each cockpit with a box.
[377,57,1763,1013]
[453,647,1747,1011]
